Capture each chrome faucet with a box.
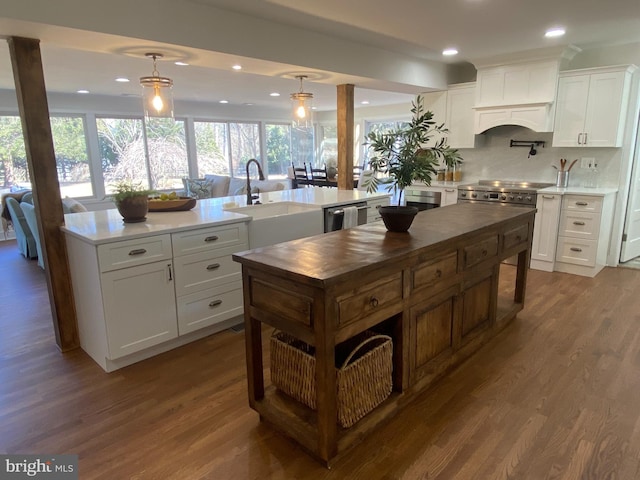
[245,158,265,205]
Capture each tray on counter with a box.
[148,197,197,212]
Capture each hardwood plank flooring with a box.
[1,240,640,479]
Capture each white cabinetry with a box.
[439,187,458,206]
[445,83,483,148]
[366,196,390,223]
[530,193,562,272]
[552,66,635,147]
[554,193,616,277]
[65,221,249,372]
[172,223,248,335]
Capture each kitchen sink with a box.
[225,202,323,248]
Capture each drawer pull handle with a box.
[573,221,586,226]
[435,269,442,278]
[482,249,488,257]
[542,195,555,199]
[205,235,219,242]
[570,247,583,252]
[575,202,588,206]
[209,299,223,308]
[369,296,379,308]
[128,248,147,256]
[206,263,221,271]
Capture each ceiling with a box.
[0,0,639,112]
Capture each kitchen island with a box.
[61,187,390,372]
[233,203,536,465]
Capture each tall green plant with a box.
[364,96,462,205]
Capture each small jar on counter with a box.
[453,164,463,182]
[437,169,446,182]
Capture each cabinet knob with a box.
[435,269,442,278]
[128,248,147,256]
[209,299,223,308]
[204,235,219,242]
[482,249,488,257]
[206,263,221,271]
[369,296,379,308]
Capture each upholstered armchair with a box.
[4,197,37,259]
[21,202,44,269]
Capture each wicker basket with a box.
[270,330,393,428]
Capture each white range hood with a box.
[471,47,581,133]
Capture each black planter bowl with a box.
[379,205,419,232]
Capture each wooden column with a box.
[336,84,354,190]
[8,37,79,351]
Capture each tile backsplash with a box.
[455,125,621,187]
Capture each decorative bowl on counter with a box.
[148,197,197,212]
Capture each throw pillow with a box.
[253,180,286,193]
[62,197,88,213]
[228,177,248,196]
[182,178,213,199]
[203,174,231,197]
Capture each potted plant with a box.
[111,181,155,223]
[363,95,462,232]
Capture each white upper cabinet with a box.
[446,83,483,148]
[552,66,635,147]
[421,90,448,146]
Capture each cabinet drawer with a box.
[562,195,602,213]
[177,282,243,335]
[173,251,241,296]
[555,237,597,267]
[366,198,389,223]
[558,211,600,239]
[411,252,457,292]
[337,272,403,326]
[172,223,248,257]
[98,235,172,272]
[463,235,498,269]
[503,223,529,251]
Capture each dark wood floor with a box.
[1,239,640,479]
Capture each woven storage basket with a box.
[270,330,393,428]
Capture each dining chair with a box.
[310,165,329,186]
[292,163,311,187]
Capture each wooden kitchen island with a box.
[233,203,536,465]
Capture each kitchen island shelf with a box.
[233,203,536,465]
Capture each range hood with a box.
[471,47,581,133]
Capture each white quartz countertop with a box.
[62,187,390,245]
[538,186,618,196]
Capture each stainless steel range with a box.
[457,180,554,207]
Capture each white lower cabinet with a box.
[366,197,390,223]
[554,193,615,277]
[102,260,178,359]
[66,221,249,372]
[530,193,562,271]
[440,187,458,207]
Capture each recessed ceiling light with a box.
[175,61,189,66]
[232,65,242,70]
[270,92,280,97]
[76,89,90,94]
[115,77,130,83]
[219,100,229,104]
[545,28,566,38]
[361,100,370,105]
[311,106,317,110]
[243,103,254,106]
[442,48,458,56]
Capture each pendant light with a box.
[290,75,313,128]
[140,53,174,119]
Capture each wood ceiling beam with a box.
[8,36,79,351]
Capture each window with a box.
[194,122,229,176]
[50,116,92,197]
[97,117,188,193]
[0,116,28,194]
[265,123,291,179]
[291,125,315,168]
[363,119,407,166]
[194,121,261,178]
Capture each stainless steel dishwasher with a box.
[323,202,368,232]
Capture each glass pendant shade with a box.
[290,75,313,128]
[140,53,174,119]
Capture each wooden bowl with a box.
[148,197,197,212]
